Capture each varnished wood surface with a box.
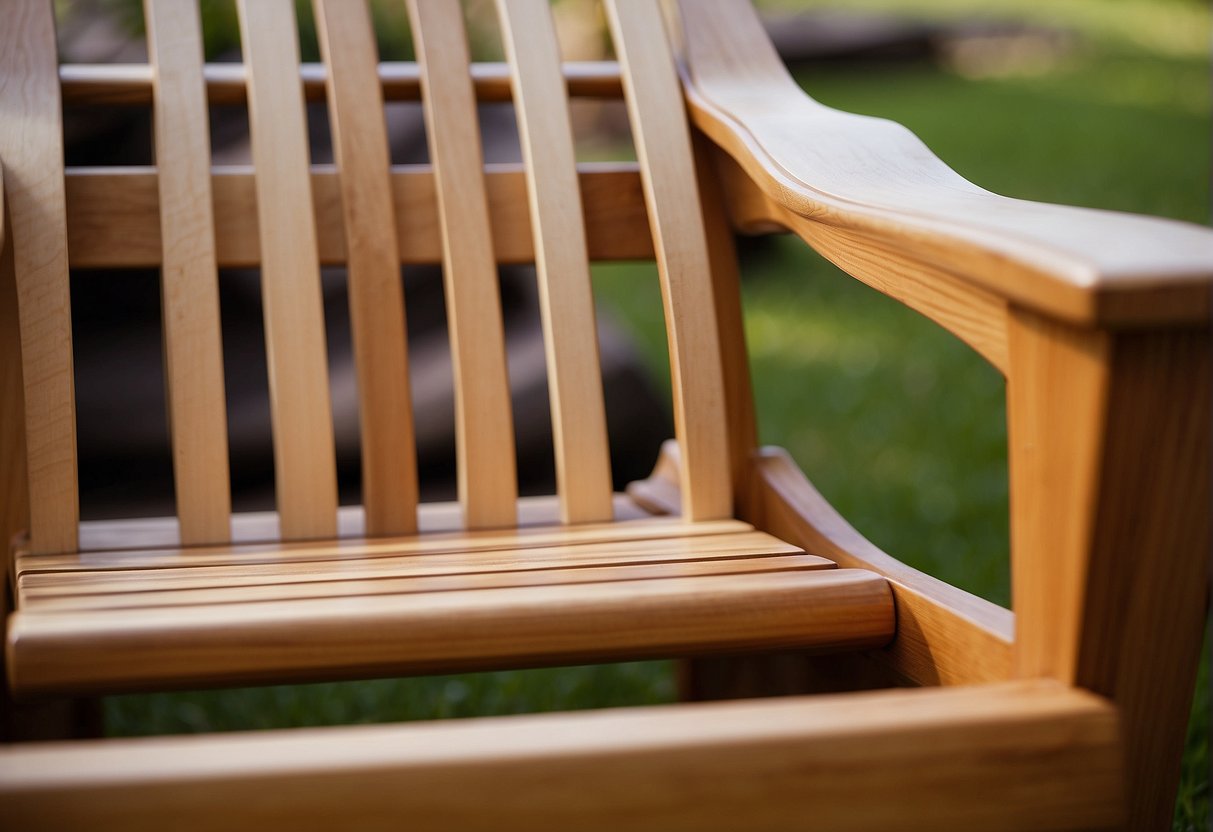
[9,566,892,695]
[144,0,232,545]
[59,61,626,105]
[236,0,338,540]
[408,0,517,529]
[629,442,1015,687]
[498,0,613,524]
[607,0,733,522]
[1007,314,1211,830]
[315,0,418,536]
[68,494,654,553]
[0,681,1123,832]
[64,164,654,268]
[0,0,79,555]
[677,0,1213,327]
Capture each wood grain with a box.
[1007,311,1211,829]
[235,0,338,540]
[0,682,1122,832]
[497,0,613,524]
[606,0,733,522]
[144,0,232,545]
[676,0,1213,327]
[8,567,892,695]
[63,164,654,268]
[0,0,79,555]
[59,61,627,106]
[407,0,517,529]
[314,0,418,536]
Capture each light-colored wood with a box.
[8,567,891,695]
[692,135,759,511]
[144,0,232,546]
[630,442,1014,686]
[0,682,1123,832]
[19,530,805,597]
[676,0,1213,328]
[497,0,613,525]
[1,161,30,568]
[21,551,830,612]
[235,0,338,540]
[66,494,655,554]
[605,0,733,522]
[59,61,626,106]
[314,0,418,537]
[407,0,518,530]
[711,149,1011,372]
[63,164,654,269]
[1007,311,1211,830]
[0,0,79,555]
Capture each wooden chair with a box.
[0,0,1208,829]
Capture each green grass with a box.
[105,7,1209,828]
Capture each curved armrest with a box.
[676,0,1213,327]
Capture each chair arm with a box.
[676,0,1213,328]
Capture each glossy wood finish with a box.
[498,0,613,525]
[1007,312,1211,830]
[314,0,418,537]
[0,682,1123,832]
[631,442,1014,687]
[407,0,517,530]
[606,0,733,522]
[59,61,627,106]
[144,0,232,546]
[235,0,338,540]
[9,526,892,695]
[63,164,654,269]
[0,0,79,555]
[676,0,1213,328]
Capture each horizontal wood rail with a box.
[0,681,1123,831]
[64,163,652,268]
[59,61,624,106]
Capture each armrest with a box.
[676,0,1213,328]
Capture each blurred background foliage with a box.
[55,0,1209,828]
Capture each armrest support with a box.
[676,0,1213,328]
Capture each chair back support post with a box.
[0,0,80,556]
[1007,308,1211,830]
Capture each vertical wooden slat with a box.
[144,0,232,546]
[495,0,613,525]
[603,1,733,521]
[314,0,418,537]
[0,0,80,554]
[405,0,517,530]
[235,0,338,540]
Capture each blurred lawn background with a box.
[100,0,1210,827]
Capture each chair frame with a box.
[2,0,1211,829]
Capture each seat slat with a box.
[7,568,891,695]
[145,0,232,546]
[22,513,749,573]
[605,1,733,522]
[20,530,805,598]
[0,0,79,554]
[497,0,613,525]
[407,0,518,530]
[235,0,338,540]
[314,0,418,536]
[22,552,831,613]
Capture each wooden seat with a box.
[9,499,891,695]
[1,0,1210,829]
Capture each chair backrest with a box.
[0,0,752,555]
